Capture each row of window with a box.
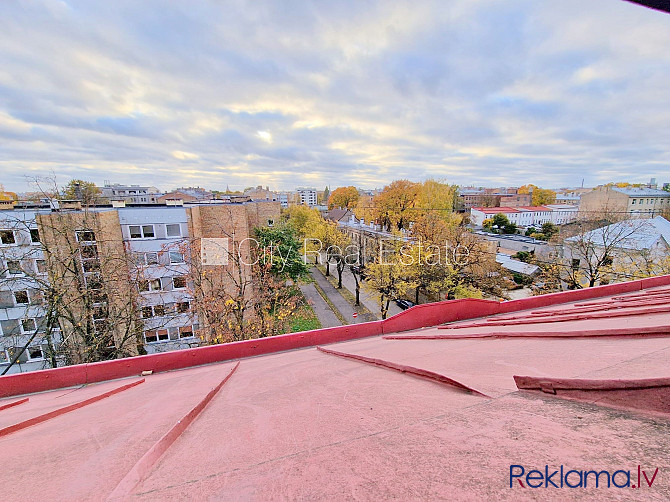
[128,224,182,239]
[141,301,191,318]
[144,325,195,343]
[0,345,44,364]
[631,198,668,205]
[9,290,45,306]
[134,251,184,266]
[138,276,188,292]
[0,228,40,245]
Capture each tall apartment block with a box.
[296,188,318,207]
[0,199,280,374]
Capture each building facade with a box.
[470,205,578,228]
[0,199,280,374]
[296,188,318,207]
[579,186,670,217]
[101,183,163,204]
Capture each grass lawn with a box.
[289,305,322,333]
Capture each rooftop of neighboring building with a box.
[0,276,668,499]
[471,206,520,213]
[565,216,670,251]
[608,186,670,197]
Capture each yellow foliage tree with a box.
[328,186,359,209]
[372,180,421,231]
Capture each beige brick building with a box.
[579,186,670,217]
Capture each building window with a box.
[166,224,181,238]
[571,258,581,270]
[139,279,162,292]
[92,305,107,320]
[76,230,96,242]
[82,260,100,272]
[0,230,16,245]
[268,219,274,227]
[0,350,8,364]
[21,318,37,334]
[172,276,187,289]
[7,260,23,275]
[176,301,190,313]
[144,252,159,265]
[144,329,169,343]
[169,252,184,264]
[14,291,29,305]
[29,228,40,243]
[129,225,155,239]
[80,243,98,259]
[179,325,194,339]
[27,346,44,361]
[35,259,48,275]
[141,305,165,318]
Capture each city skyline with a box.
[1,1,669,192]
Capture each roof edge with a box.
[1,275,669,399]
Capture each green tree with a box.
[541,222,559,239]
[491,213,517,234]
[254,225,310,282]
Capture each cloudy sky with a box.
[1,0,669,193]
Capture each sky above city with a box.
[1,0,669,193]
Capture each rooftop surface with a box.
[0,277,669,500]
[565,216,670,250]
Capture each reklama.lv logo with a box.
[510,465,659,489]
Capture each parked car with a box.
[394,299,415,310]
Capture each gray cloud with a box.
[0,0,669,193]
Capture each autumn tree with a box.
[328,186,359,210]
[363,238,417,319]
[0,184,18,201]
[372,180,421,231]
[188,207,309,344]
[519,184,556,206]
[414,179,459,221]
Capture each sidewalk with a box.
[310,267,369,324]
[298,283,341,328]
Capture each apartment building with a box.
[458,188,530,210]
[470,205,578,228]
[579,186,670,217]
[102,183,163,204]
[296,188,318,207]
[0,203,55,373]
[0,199,280,374]
[244,186,278,202]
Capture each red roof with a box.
[471,206,519,213]
[515,206,551,211]
[1,276,669,500]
